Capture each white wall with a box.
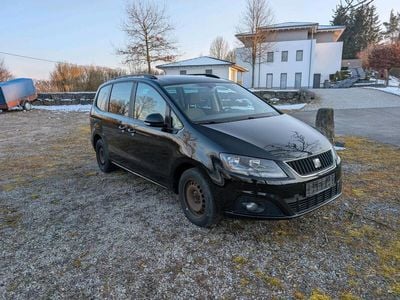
[237,39,313,89]
[236,39,343,89]
[313,42,344,84]
[161,65,229,79]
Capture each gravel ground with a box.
[305,87,400,111]
[1,110,399,299]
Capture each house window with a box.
[266,73,273,89]
[180,70,187,75]
[281,51,288,62]
[280,73,287,89]
[295,73,302,89]
[205,69,213,74]
[296,50,303,61]
[267,52,274,63]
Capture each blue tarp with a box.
[0,78,36,108]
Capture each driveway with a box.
[305,87,400,110]
[291,88,400,146]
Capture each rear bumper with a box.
[217,165,342,219]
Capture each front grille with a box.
[288,181,341,213]
[287,150,333,176]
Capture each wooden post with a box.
[316,108,335,144]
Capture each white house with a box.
[157,56,247,84]
[235,22,345,89]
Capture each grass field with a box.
[0,110,399,299]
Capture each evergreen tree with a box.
[331,5,348,26]
[383,10,400,43]
[331,2,381,59]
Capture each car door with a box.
[126,82,182,186]
[104,80,136,165]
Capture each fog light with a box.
[242,202,264,213]
[245,202,258,211]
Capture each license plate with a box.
[306,174,335,197]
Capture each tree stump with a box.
[316,108,335,144]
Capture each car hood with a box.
[201,114,332,160]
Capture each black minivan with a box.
[90,74,341,227]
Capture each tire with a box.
[23,102,32,111]
[178,168,222,227]
[95,139,115,173]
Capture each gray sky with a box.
[0,0,398,79]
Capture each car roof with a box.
[108,75,231,86]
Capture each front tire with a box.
[95,139,115,173]
[178,168,221,227]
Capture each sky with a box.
[0,0,398,79]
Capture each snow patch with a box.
[33,104,92,112]
[365,86,400,97]
[334,146,346,151]
[274,103,306,110]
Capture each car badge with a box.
[313,158,322,168]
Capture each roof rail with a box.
[113,74,157,80]
[189,74,220,79]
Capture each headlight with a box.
[332,148,341,165]
[220,153,287,178]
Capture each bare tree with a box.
[209,36,230,60]
[0,59,13,82]
[236,0,274,88]
[34,80,54,93]
[118,1,177,73]
[225,49,236,63]
[50,63,126,92]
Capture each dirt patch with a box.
[0,110,399,299]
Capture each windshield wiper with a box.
[197,120,219,125]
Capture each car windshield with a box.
[163,83,279,124]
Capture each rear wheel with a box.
[178,168,221,227]
[95,139,115,173]
[23,102,32,111]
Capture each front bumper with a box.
[216,164,342,219]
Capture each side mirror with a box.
[144,113,165,127]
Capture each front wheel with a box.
[178,168,221,227]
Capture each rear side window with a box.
[96,85,111,111]
[109,82,133,116]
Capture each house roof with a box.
[236,22,345,37]
[157,56,234,68]
[262,22,319,30]
[317,25,346,31]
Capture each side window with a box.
[109,82,133,116]
[135,83,167,121]
[205,69,213,74]
[96,85,111,111]
[171,110,183,130]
